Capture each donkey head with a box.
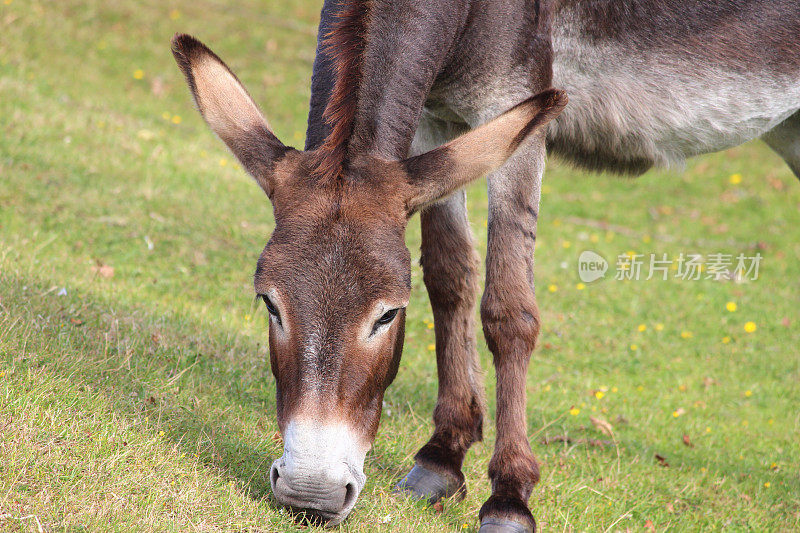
[172,34,565,525]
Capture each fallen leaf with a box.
[767,177,786,191]
[782,317,790,327]
[703,377,717,388]
[644,519,655,531]
[541,435,612,448]
[150,76,166,97]
[615,415,629,425]
[270,431,283,445]
[590,416,614,436]
[666,502,675,513]
[69,317,83,326]
[432,500,444,514]
[91,262,115,278]
[682,434,694,447]
[655,454,670,467]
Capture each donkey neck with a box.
[306,0,472,165]
[347,1,474,160]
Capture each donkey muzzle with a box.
[270,420,368,526]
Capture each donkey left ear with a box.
[171,33,291,197]
[402,89,567,213]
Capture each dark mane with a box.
[312,0,372,181]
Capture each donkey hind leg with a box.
[395,114,486,503]
[762,111,800,180]
[478,132,546,533]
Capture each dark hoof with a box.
[479,517,535,533]
[393,464,464,504]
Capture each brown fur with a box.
[413,193,485,489]
[172,26,565,529]
[310,0,374,182]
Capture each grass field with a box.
[1,1,799,531]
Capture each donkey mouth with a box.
[269,420,369,526]
[270,459,361,526]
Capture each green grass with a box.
[1,0,799,531]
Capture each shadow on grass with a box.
[0,270,482,531]
[1,271,279,500]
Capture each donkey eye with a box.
[261,294,282,325]
[376,308,399,326]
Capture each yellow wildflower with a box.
[744,321,757,333]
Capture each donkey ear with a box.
[171,33,291,197]
[402,89,567,213]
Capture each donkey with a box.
[172,1,800,531]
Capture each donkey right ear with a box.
[171,34,291,197]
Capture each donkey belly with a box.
[548,21,800,174]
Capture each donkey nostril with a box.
[343,482,357,510]
[270,463,280,489]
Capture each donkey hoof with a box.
[393,464,464,504]
[479,517,535,533]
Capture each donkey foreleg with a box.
[478,132,546,533]
[396,115,486,503]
